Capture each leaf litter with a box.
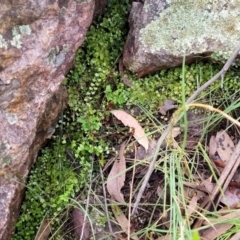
[69,102,240,239]
[159,99,177,115]
[107,105,240,239]
[107,142,126,203]
[117,113,240,239]
[69,104,240,240]
[111,110,149,151]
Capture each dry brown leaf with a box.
[201,222,233,240]
[111,110,149,151]
[107,142,126,203]
[208,135,217,158]
[216,130,235,163]
[159,99,177,115]
[34,218,52,240]
[136,139,156,161]
[229,232,240,240]
[111,204,139,240]
[156,235,172,240]
[186,195,201,217]
[172,127,181,138]
[221,187,240,207]
[72,208,90,240]
[203,179,240,207]
[72,209,90,239]
[202,209,240,239]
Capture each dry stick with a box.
[80,167,93,240]
[128,144,137,240]
[186,42,240,104]
[99,166,113,235]
[132,42,240,215]
[197,141,240,213]
[193,142,240,229]
[214,141,240,207]
[132,124,171,214]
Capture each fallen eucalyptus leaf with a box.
[159,99,177,115]
[203,178,240,207]
[111,204,139,240]
[111,110,149,151]
[216,130,235,163]
[107,142,126,203]
[208,135,217,159]
[201,222,233,240]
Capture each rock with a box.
[0,0,95,239]
[123,0,240,77]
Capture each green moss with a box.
[13,141,86,240]
[140,0,240,55]
[66,0,129,133]
[127,62,240,113]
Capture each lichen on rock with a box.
[47,44,70,67]
[123,0,240,76]
[11,25,31,49]
[0,35,8,49]
[140,0,240,55]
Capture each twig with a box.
[200,141,240,213]
[186,42,240,104]
[80,159,94,240]
[203,208,240,227]
[181,103,240,127]
[128,144,137,240]
[183,181,211,194]
[132,42,240,215]
[99,166,113,235]
[132,124,172,214]
[214,140,240,208]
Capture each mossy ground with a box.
[12,1,240,239]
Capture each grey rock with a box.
[123,0,240,77]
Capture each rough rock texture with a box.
[123,0,240,77]
[0,0,95,239]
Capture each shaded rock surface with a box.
[0,0,95,239]
[123,0,240,77]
